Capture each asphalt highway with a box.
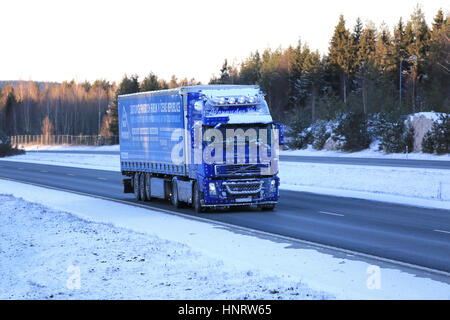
[0,160,449,273]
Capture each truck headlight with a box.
[270,179,276,192]
[209,183,217,195]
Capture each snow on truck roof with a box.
[118,85,262,99]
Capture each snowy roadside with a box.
[1,179,449,300]
[2,152,450,210]
[20,144,450,161]
[280,145,450,161]
[0,193,323,300]
[22,145,120,152]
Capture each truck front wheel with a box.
[193,182,205,213]
[139,173,147,201]
[171,180,182,209]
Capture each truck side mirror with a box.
[274,122,285,146]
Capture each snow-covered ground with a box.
[281,144,450,161]
[22,145,120,152]
[1,152,120,171]
[20,143,450,161]
[2,151,449,210]
[1,179,449,300]
[0,193,322,300]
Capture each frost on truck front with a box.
[195,88,282,210]
[118,85,283,212]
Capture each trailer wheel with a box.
[193,182,205,213]
[134,173,141,201]
[139,173,147,201]
[171,180,182,208]
[144,173,151,201]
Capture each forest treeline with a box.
[0,5,448,139]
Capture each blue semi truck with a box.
[118,85,283,212]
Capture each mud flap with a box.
[123,178,133,193]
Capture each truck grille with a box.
[215,164,265,176]
[223,181,263,195]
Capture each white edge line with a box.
[0,176,449,278]
[319,211,344,217]
[434,229,450,235]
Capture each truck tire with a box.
[140,173,147,201]
[193,182,205,213]
[144,173,151,201]
[134,172,141,201]
[171,180,182,208]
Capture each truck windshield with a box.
[203,123,275,161]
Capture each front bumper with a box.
[201,177,279,207]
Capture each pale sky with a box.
[0,0,447,84]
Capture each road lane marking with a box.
[67,173,75,176]
[319,211,344,217]
[18,167,24,170]
[97,177,107,181]
[434,229,450,235]
[40,170,48,173]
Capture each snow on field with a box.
[1,152,120,171]
[18,143,450,161]
[1,180,449,300]
[22,145,120,152]
[1,151,449,209]
[280,144,450,161]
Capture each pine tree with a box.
[239,51,262,85]
[393,17,408,61]
[300,49,324,122]
[356,21,377,114]
[406,5,431,112]
[140,72,161,92]
[424,9,449,112]
[287,41,306,109]
[109,74,139,136]
[3,86,17,136]
[169,75,178,88]
[328,15,352,104]
[334,111,371,151]
[352,18,363,47]
[350,17,364,85]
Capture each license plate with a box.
[235,197,252,203]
